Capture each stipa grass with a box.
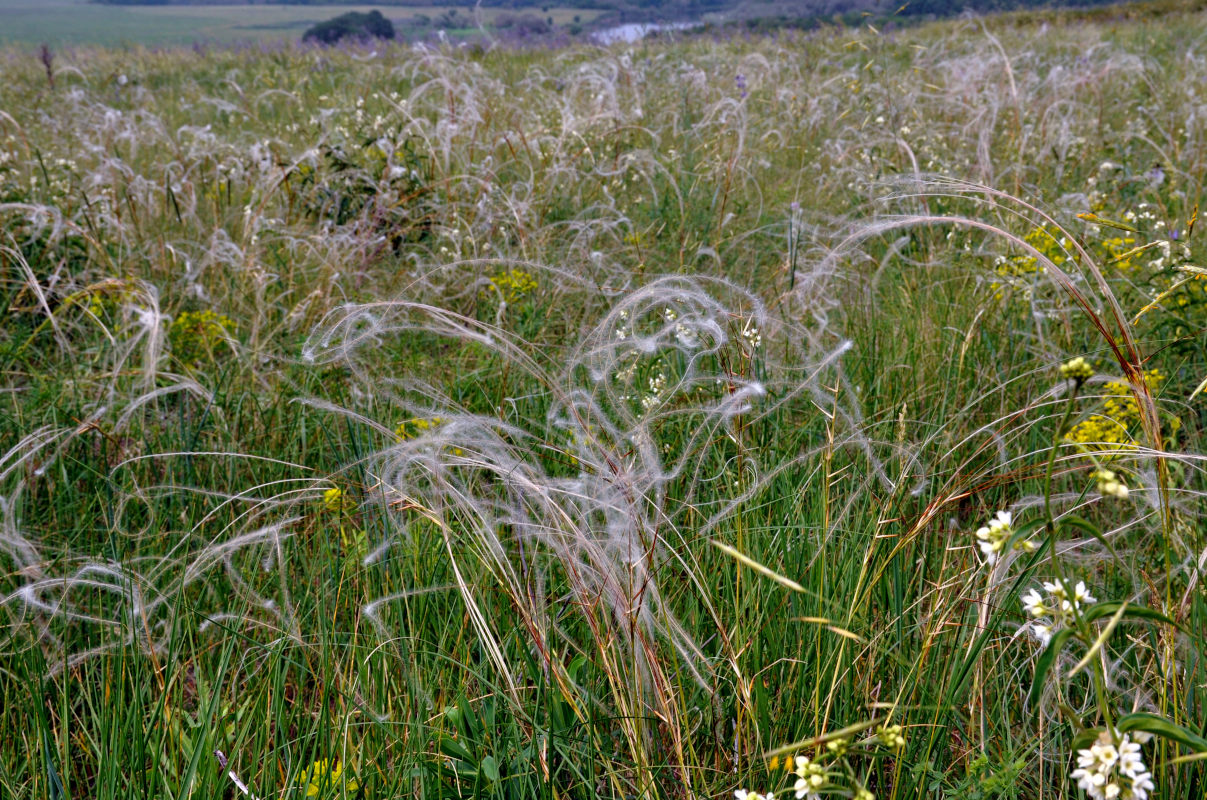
[1,10,1207,800]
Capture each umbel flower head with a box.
[877,724,905,750]
[1061,356,1095,384]
[1070,730,1155,800]
[1092,468,1129,499]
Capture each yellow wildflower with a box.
[322,487,353,513]
[1065,369,1165,454]
[299,759,359,797]
[485,269,537,303]
[169,309,235,365]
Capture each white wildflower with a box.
[1022,580,1097,646]
[878,724,905,749]
[1021,588,1047,618]
[1060,356,1095,384]
[791,755,827,800]
[1071,732,1154,800]
[735,791,774,800]
[974,510,1034,565]
[641,372,668,410]
[975,510,1012,564]
[741,318,762,350]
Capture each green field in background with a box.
[0,0,599,46]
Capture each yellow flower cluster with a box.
[1065,369,1164,451]
[78,281,151,324]
[1098,234,1140,273]
[86,288,125,320]
[169,309,235,365]
[486,269,537,303]
[202,179,230,202]
[395,416,463,456]
[395,416,447,441]
[556,425,598,470]
[299,759,358,798]
[992,225,1073,299]
[322,486,353,513]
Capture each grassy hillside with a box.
[1,7,1206,800]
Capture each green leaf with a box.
[1080,601,1180,630]
[1117,713,1207,752]
[480,755,500,783]
[950,558,1046,701]
[439,735,473,762]
[1028,628,1078,712]
[457,695,481,739]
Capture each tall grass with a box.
[1,9,1206,800]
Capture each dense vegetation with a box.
[303,10,396,44]
[2,5,1207,800]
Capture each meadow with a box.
[1,6,1206,799]
[0,0,598,47]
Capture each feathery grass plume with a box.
[300,272,798,791]
[294,245,925,791]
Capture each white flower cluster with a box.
[664,307,699,348]
[1070,731,1155,800]
[791,756,828,800]
[614,309,630,340]
[1147,238,1192,270]
[741,318,762,351]
[1021,579,1096,645]
[1092,468,1129,499]
[877,724,905,750]
[641,371,668,411]
[975,510,1036,565]
[734,790,774,800]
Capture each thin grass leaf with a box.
[1028,628,1079,712]
[1117,713,1207,753]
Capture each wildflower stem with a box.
[1042,382,1079,539]
[1042,375,1116,736]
